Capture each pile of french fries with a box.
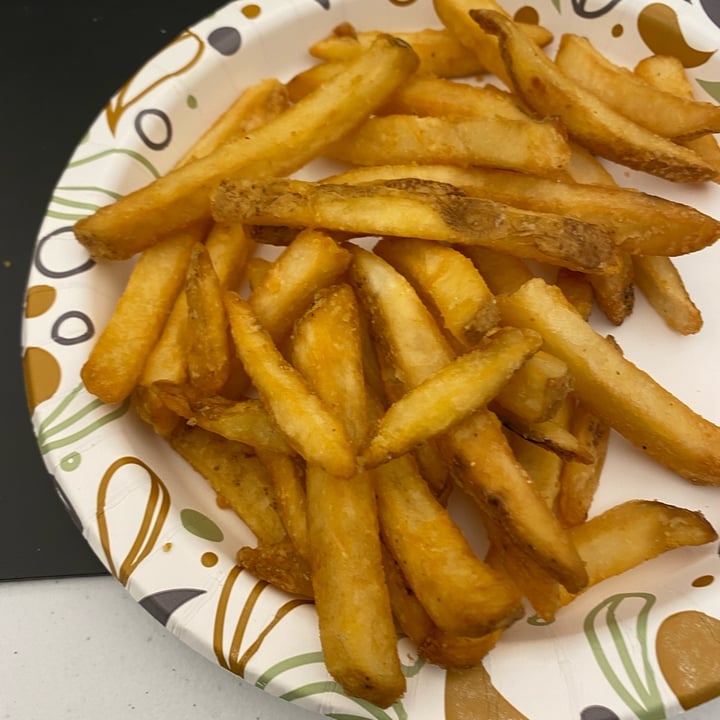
[74,0,720,708]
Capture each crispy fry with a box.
[224,292,357,478]
[374,453,523,636]
[374,237,498,349]
[80,224,202,404]
[556,34,720,140]
[327,163,720,257]
[74,35,419,259]
[291,283,405,708]
[507,432,563,509]
[168,424,287,545]
[470,9,718,182]
[560,500,718,604]
[326,114,570,175]
[555,268,595,320]
[497,278,720,485]
[214,177,618,274]
[236,540,313,598]
[249,229,352,344]
[362,327,542,468]
[632,255,703,335]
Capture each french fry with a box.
[249,229,352,344]
[374,237,498,349]
[153,383,292,455]
[632,255,703,335]
[236,540,313,598]
[507,427,564,509]
[556,403,611,527]
[374,452,523,636]
[168,424,287,545]
[494,350,573,425]
[80,223,203,404]
[555,268,595,320]
[214,177,619,274]
[290,283,405,708]
[326,114,570,176]
[184,244,231,395]
[74,35,420,260]
[432,0,551,84]
[327,163,720,257]
[309,23,551,76]
[224,292,357,478]
[560,500,718,604]
[362,327,542,468]
[555,34,720,140]
[635,54,720,174]
[349,245,588,593]
[470,9,718,182]
[497,278,720,485]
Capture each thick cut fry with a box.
[177,78,290,166]
[74,35,419,259]
[214,177,618,274]
[556,404,610,527]
[470,10,718,182]
[507,432,563,509]
[632,255,703,335]
[249,229,352,344]
[326,114,570,176]
[587,251,635,326]
[635,54,720,174]
[362,327,542,468]
[291,283,405,708]
[349,246,588,593]
[461,245,534,295]
[555,34,720,140]
[374,453,523,637]
[331,163,720,258]
[80,225,202,404]
[555,268,595,320]
[374,237,498,349]
[168,424,287,545]
[494,350,573,425]
[224,292,356,478]
[236,540,313,598]
[433,0,551,84]
[560,500,718,604]
[497,278,720,485]
[309,24,551,76]
[184,244,231,395]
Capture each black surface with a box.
[1,0,222,580]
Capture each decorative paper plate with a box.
[21,0,720,718]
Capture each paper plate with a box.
[21,1,720,718]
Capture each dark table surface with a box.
[1,0,222,580]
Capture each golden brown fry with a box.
[349,246,588,593]
[494,350,573,425]
[168,424,287,545]
[555,268,595,320]
[632,255,703,335]
[326,114,570,176]
[236,540,313,598]
[560,500,718,604]
[154,383,292,454]
[184,244,231,395]
[507,428,564,508]
[291,283,405,708]
[461,245,534,295]
[362,327,542,468]
[214,177,618,274]
[588,251,635,326]
[327,163,720,257]
[249,229,352,344]
[556,34,720,140]
[433,0,552,84]
[224,292,357,478]
[556,403,610,527]
[471,9,718,182]
[374,453,523,637]
[80,224,202,404]
[497,277,720,485]
[74,35,419,260]
[375,237,498,349]
[177,78,290,166]
[635,54,720,174]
